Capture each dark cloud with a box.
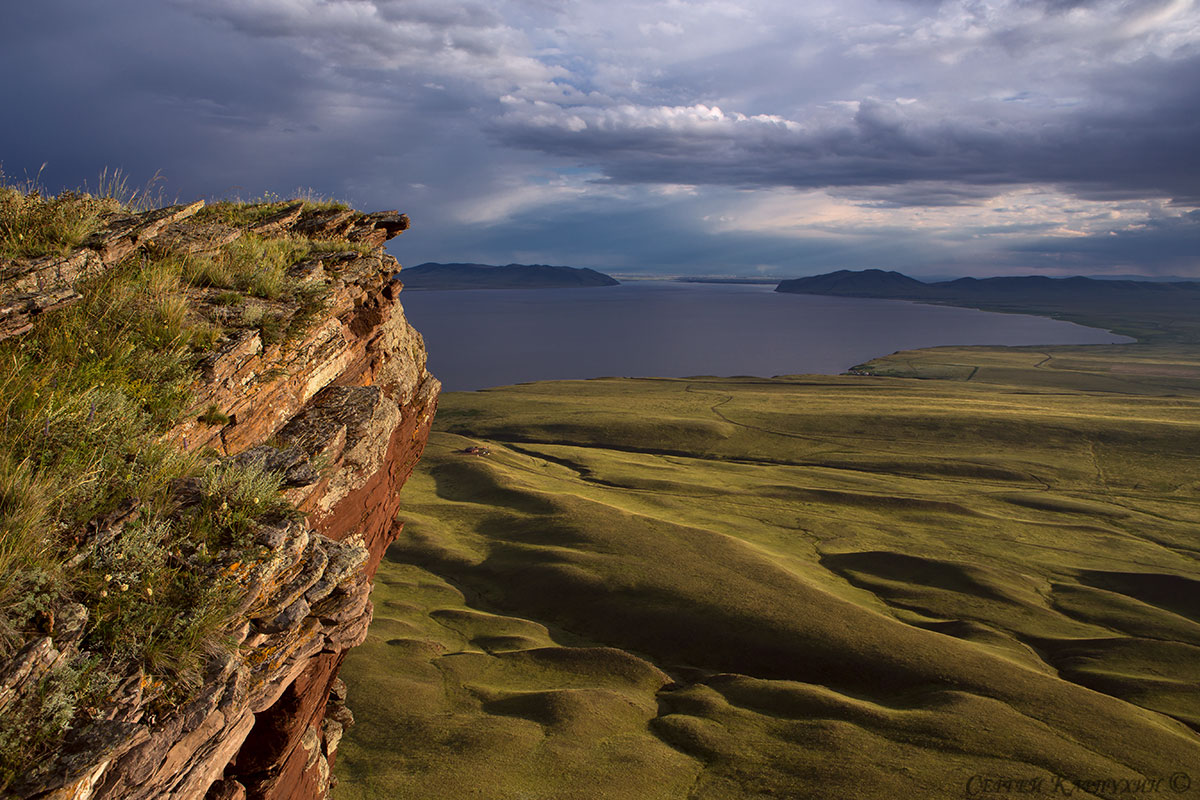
[492,49,1200,206]
[838,183,1003,207]
[372,1,504,29]
[1006,209,1200,274]
[1,0,1197,277]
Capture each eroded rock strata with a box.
[1,203,439,799]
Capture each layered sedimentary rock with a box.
[2,203,438,799]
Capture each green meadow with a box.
[335,341,1200,799]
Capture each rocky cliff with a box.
[0,199,439,799]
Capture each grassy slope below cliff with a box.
[336,344,1200,799]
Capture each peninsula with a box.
[776,269,1200,343]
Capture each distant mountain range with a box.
[775,269,1200,345]
[777,269,1200,300]
[400,262,620,290]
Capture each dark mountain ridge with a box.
[400,262,620,289]
[777,270,1200,299]
[776,269,1200,344]
[777,269,929,296]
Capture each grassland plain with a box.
[335,336,1200,799]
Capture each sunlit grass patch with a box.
[180,233,344,345]
[0,188,117,260]
[184,234,306,299]
[0,166,169,260]
[181,460,299,552]
[75,515,238,688]
[192,193,351,229]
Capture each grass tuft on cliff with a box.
[0,187,116,260]
[0,166,167,260]
[0,180,354,791]
[192,194,350,229]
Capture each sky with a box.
[2,0,1198,278]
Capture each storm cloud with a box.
[1,0,1197,276]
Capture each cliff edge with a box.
[0,192,439,799]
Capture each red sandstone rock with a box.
[82,201,206,263]
[7,205,438,800]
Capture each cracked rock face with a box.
[4,204,437,800]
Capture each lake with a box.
[397,281,1132,391]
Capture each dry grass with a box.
[192,194,351,229]
[0,167,169,260]
[0,187,117,260]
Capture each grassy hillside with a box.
[336,346,1200,799]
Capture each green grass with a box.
[0,250,255,787]
[0,183,357,791]
[855,342,1200,394]
[179,231,378,345]
[191,195,351,229]
[182,233,363,299]
[0,187,117,260]
[0,167,169,259]
[337,355,1200,799]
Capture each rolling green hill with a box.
[335,343,1200,799]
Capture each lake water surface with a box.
[398,281,1131,391]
